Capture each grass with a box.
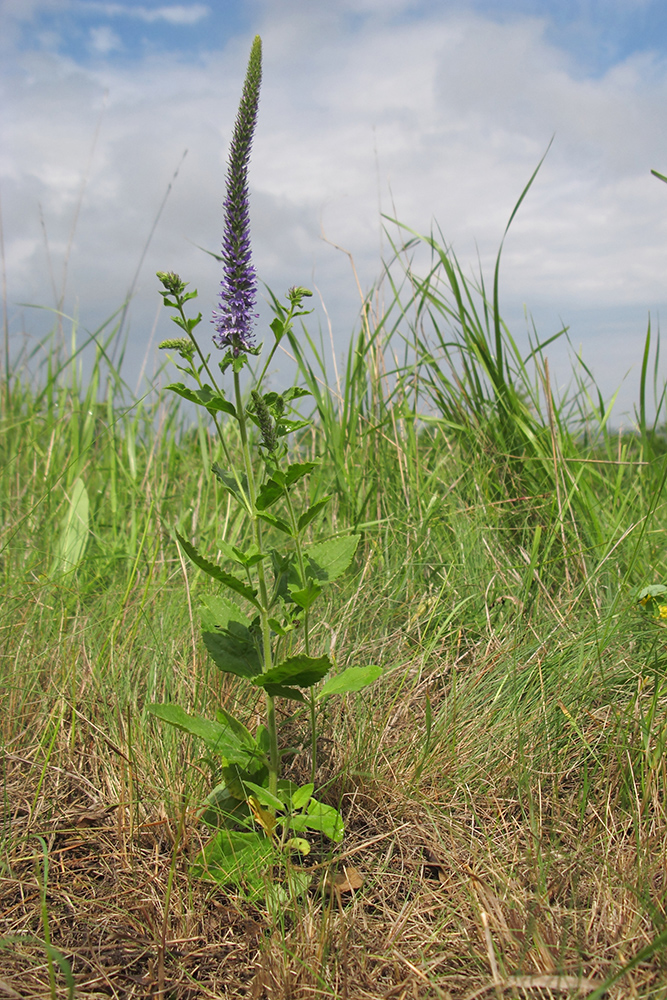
[2,208,667,998]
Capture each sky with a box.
[2,0,667,419]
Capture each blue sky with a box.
[10,0,667,73]
[3,0,667,416]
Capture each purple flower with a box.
[212,36,262,357]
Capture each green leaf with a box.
[243,780,284,812]
[284,461,318,486]
[146,704,254,763]
[200,593,252,632]
[211,464,250,505]
[257,512,294,536]
[637,585,667,603]
[200,597,261,678]
[200,782,252,829]
[255,479,284,511]
[192,830,274,898]
[215,706,257,748]
[203,629,262,679]
[282,387,311,403]
[176,532,260,607]
[317,665,383,700]
[217,539,266,568]
[222,756,269,800]
[166,382,236,417]
[298,496,331,532]
[262,683,305,702]
[289,581,322,611]
[52,477,89,576]
[253,654,331,690]
[303,534,360,584]
[289,800,344,842]
[291,783,314,810]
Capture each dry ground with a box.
[2,704,666,1000]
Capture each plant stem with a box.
[283,488,318,782]
[233,368,280,798]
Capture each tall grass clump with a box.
[2,44,667,999]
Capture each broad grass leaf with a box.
[146,704,254,763]
[176,532,260,607]
[52,477,89,576]
[304,535,359,583]
[317,664,383,700]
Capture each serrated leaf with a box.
[200,594,251,632]
[289,581,322,611]
[284,461,317,487]
[167,382,236,417]
[262,683,305,702]
[256,480,284,511]
[282,387,311,402]
[177,532,259,608]
[217,539,265,568]
[298,496,331,533]
[211,464,250,505]
[146,704,253,762]
[317,665,383,700]
[203,630,262,679]
[254,654,331,690]
[304,535,360,584]
[257,512,293,536]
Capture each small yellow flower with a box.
[658,605,667,620]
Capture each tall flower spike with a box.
[212,35,262,357]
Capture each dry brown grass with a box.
[2,651,666,1000]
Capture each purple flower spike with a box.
[212,35,262,357]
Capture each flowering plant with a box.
[149,35,381,901]
[637,585,667,622]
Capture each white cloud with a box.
[89,25,122,53]
[79,2,211,25]
[2,4,667,416]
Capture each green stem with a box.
[283,489,318,782]
[176,306,251,512]
[233,368,279,798]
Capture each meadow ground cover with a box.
[2,35,667,1000]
